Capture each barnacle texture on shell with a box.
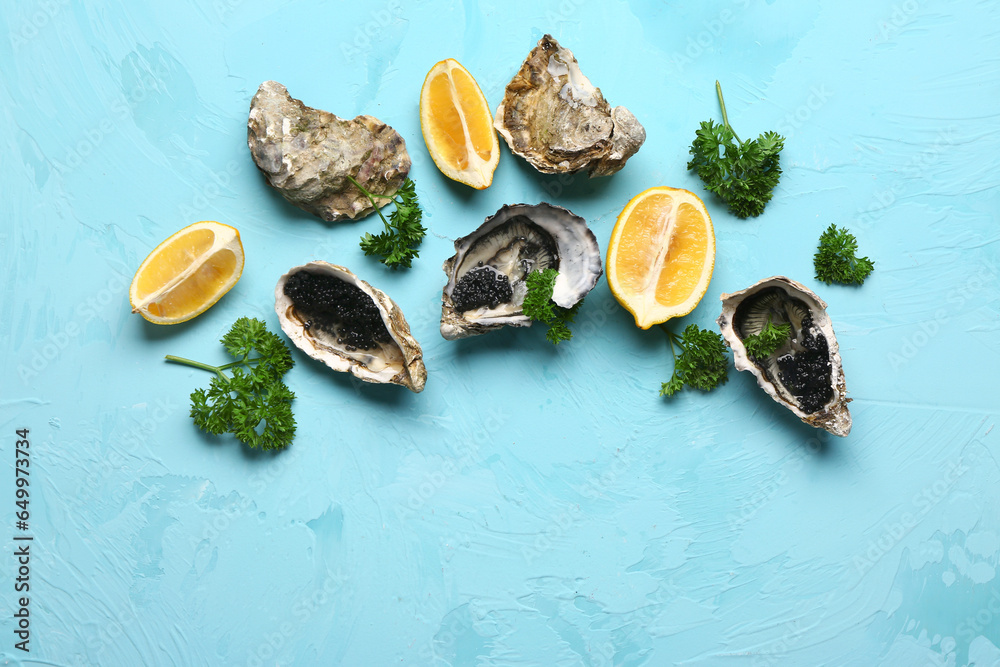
[248,80,410,221]
[718,276,851,437]
[275,262,426,392]
[494,35,645,177]
[441,203,602,340]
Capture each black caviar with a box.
[451,267,513,312]
[283,271,391,351]
[776,314,833,414]
[735,288,835,415]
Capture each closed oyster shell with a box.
[275,261,426,392]
[441,203,602,340]
[494,35,645,176]
[717,276,851,437]
[248,81,410,221]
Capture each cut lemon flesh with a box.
[129,221,244,324]
[607,187,715,329]
[420,58,499,189]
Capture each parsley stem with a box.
[217,358,264,371]
[715,80,741,143]
[346,174,393,233]
[165,355,215,372]
[166,355,269,378]
[164,354,228,380]
[659,323,679,362]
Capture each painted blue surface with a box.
[2,0,999,665]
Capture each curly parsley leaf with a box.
[660,323,730,397]
[522,269,557,320]
[350,176,426,269]
[687,81,784,219]
[167,317,296,451]
[742,315,792,358]
[523,268,582,345]
[814,224,875,285]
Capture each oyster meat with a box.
[248,80,410,221]
[718,276,851,436]
[275,261,426,392]
[494,35,645,177]
[441,203,602,340]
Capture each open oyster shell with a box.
[275,261,426,392]
[494,35,645,177]
[248,80,410,221]
[441,203,602,340]
[718,276,851,437]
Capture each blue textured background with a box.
[3,1,1000,665]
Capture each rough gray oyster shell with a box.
[441,203,602,340]
[494,35,645,177]
[275,261,426,392]
[717,276,851,437]
[248,81,410,221]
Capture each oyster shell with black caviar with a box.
[441,203,602,340]
[275,262,426,392]
[718,276,851,436]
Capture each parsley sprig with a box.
[348,176,426,269]
[166,317,296,451]
[688,81,785,218]
[742,315,791,358]
[814,224,875,285]
[660,323,730,397]
[522,268,582,345]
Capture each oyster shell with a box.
[494,35,645,177]
[717,276,852,437]
[275,261,426,392]
[441,203,602,340]
[248,80,410,221]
